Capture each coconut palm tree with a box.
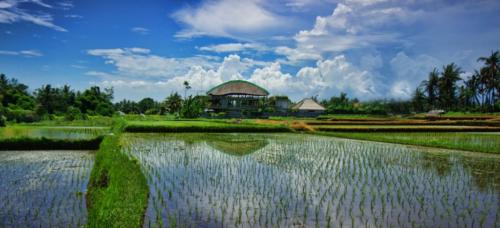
[477,51,499,110]
[439,63,462,110]
[420,68,440,109]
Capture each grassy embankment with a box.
[315,132,500,154]
[86,119,149,227]
[304,114,500,153]
[0,136,103,150]
[125,120,292,133]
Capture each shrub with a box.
[6,108,40,123]
[96,103,115,116]
[0,115,5,127]
[65,106,84,121]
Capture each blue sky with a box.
[0,0,499,101]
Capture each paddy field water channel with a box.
[123,133,500,227]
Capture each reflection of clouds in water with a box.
[124,133,500,227]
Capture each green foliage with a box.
[65,106,86,121]
[0,115,5,127]
[418,50,500,112]
[76,86,114,115]
[96,103,114,116]
[180,95,204,118]
[5,108,40,123]
[86,119,149,227]
[163,92,183,114]
[34,84,76,115]
[0,136,103,150]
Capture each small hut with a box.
[207,80,269,117]
[292,98,326,117]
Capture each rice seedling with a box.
[0,150,94,227]
[0,126,110,140]
[122,133,500,227]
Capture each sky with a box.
[0,0,499,102]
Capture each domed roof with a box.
[207,80,269,96]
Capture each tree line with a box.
[413,51,499,112]
[0,50,497,125]
[0,74,114,124]
[318,50,499,115]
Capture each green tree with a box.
[438,63,462,110]
[76,86,114,115]
[163,92,183,114]
[138,97,157,114]
[477,51,499,111]
[412,88,426,112]
[34,84,57,115]
[180,95,204,118]
[420,68,440,109]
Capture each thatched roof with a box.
[292,98,325,111]
[207,80,269,96]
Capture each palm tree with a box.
[420,68,440,108]
[477,51,499,110]
[439,63,462,110]
[183,81,191,100]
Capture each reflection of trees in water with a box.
[171,133,269,156]
[420,153,453,177]
[418,151,499,192]
[459,156,500,192]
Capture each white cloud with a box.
[91,54,260,101]
[0,49,43,57]
[276,1,421,63]
[199,43,266,53]
[131,27,149,35]
[172,0,285,38]
[251,55,381,100]
[389,51,441,99]
[0,0,67,32]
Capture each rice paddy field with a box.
[318,132,500,154]
[0,126,109,140]
[122,133,500,227]
[0,150,94,227]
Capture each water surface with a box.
[123,133,500,227]
[0,150,94,227]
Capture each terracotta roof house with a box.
[291,98,326,117]
[207,80,269,117]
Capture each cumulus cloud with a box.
[388,52,441,98]
[0,0,67,32]
[88,47,388,101]
[275,1,422,63]
[87,47,221,78]
[172,0,285,38]
[0,49,43,57]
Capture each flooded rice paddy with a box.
[0,126,109,140]
[0,150,94,227]
[123,133,500,228]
